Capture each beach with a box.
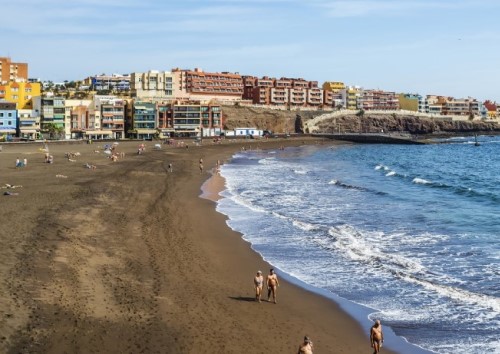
[0,138,396,354]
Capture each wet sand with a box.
[0,138,396,353]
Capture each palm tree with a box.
[44,123,64,140]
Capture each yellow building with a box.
[322,81,346,92]
[346,86,361,110]
[0,81,41,109]
[398,94,419,112]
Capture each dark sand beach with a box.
[0,138,397,353]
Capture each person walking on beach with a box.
[168,163,173,173]
[266,268,279,303]
[370,320,384,354]
[199,161,204,174]
[297,335,313,354]
[254,270,264,302]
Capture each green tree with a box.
[44,123,64,140]
[356,109,365,118]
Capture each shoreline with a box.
[0,138,401,353]
[200,145,433,354]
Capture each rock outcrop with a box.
[222,106,500,136]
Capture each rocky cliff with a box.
[222,105,327,133]
[222,106,500,136]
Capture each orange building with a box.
[0,57,28,83]
[172,68,243,101]
[243,76,323,107]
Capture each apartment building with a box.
[157,102,175,138]
[173,68,243,102]
[358,90,399,111]
[40,96,65,133]
[399,94,420,112]
[322,81,346,108]
[162,102,222,138]
[84,74,131,91]
[69,104,90,139]
[85,96,126,139]
[346,86,362,110]
[306,83,323,107]
[18,109,41,139]
[0,101,17,139]
[131,71,175,99]
[0,57,28,84]
[131,101,156,139]
[0,81,41,109]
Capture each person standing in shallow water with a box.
[370,319,384,354]
[254,270,264,302]
[266,268,279,303]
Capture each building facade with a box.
[130,71,175,99]
[0,81,41,109]
[0,101,17,139]
[131,101,157,139]
[358,90,399,111]
[40,96,65,135]
[18,109,40,139]
[0,57,28,84]
[84,74,131,91]
[173,68,243,102]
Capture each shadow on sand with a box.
[229,296,257,302]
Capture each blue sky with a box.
[1,0,499,100]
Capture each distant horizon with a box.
[2,0,499,101]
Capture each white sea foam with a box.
[229,194,267,214]
[412,177,432,184]
[399,272,500,314]
[329,179,339,185]
[327,225,427,273]
[293,169,307,175]
[386,171,396,177]
[292,220,321,231]
[258,157,276,165]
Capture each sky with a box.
[1,0,499,101]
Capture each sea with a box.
[214,135,499,354]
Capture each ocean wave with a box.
[412,177,432,184]
[258,157,276,165]
[292,219,322,231]
[386,171,396,177]
[228,194,267,214]
[375,164,391,171]
[328,179,367,191]
[398,271,500,314]
[293,169,308,175]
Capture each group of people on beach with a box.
[253,268,279,304]
[254,269,384,353]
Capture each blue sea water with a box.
[215,136,500,354]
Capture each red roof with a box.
[484,100,497,111]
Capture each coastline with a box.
[200,144,433,354]
[1,138,400,353]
